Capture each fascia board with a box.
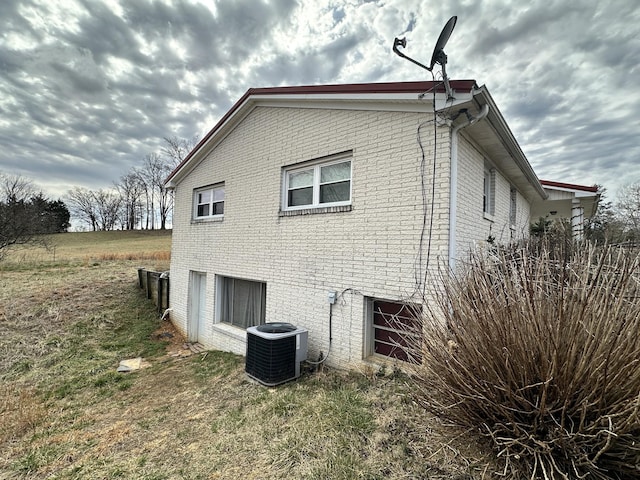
[474,86,548,201]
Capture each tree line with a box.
[65,136,195,231]
[0,136,195,257]
[0,173,71,257]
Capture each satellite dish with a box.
[392,16,458,100]
[429,16,457,69]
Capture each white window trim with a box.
[509,186,517,228]
[483,164,495,220]
[193,183,224,221]
[282,153,352,211]
[365,297,422,363]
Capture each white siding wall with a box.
[455,134,531,261]
[170,106,452,369]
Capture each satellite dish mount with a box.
[393,16,458,100]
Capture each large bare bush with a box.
[411,241,640,479]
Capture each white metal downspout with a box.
[448,104,490,271]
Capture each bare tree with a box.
[0,173,40,255]
[139,151,177,230]
[67,187,98,231]
[138,153,162,229]
[616,181,640,240]
[159,136,198,229]
[93,189,122,231]
[162,135,198,168]
[115,171,145,230]
[67,187,123,231]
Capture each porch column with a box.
[571,198,584,240]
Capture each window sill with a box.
[279,205,352,217]
[212,323,247,341]
[483,212,495,222]
[191,216,224,225]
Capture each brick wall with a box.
[170,105,453,369]
[454,133,530,262]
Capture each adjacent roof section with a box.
[540,180,599,193]
[531,179,600,219]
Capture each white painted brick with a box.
[169,105,532,370]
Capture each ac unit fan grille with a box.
[246,333,296,385]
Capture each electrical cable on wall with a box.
[393,17,459,297]
[304,287,363,366]
[413,75,456,298]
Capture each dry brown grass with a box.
[0,252,495,479]
[0,386,47,444]
[2,229,172,265]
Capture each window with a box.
[509,187,517,226]
[483,166,495,216]
[367,299,422,363]
[283,155,352,210]
[194,184,224,219]
[216,276,266,329]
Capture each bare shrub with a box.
[411,241,640,479]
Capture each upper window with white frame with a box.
[283,153,352,211]
[483,165,495,216]
[509,186,517,226]
[193,183,224,220]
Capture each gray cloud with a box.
[0,0,637,203]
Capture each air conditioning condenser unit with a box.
[245,322,308,386]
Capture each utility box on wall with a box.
[245,323,308,386]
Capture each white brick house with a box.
[164,80,549,369]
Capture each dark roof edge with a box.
[540,180,599,193]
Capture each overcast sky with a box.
[1,0,638,203]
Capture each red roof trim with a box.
[540,180,599,193]
[165,80,477,184]
[245,80,477,96]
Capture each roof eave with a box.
[164,81,478,187]
[461,85,548,202]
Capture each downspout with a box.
[448,104,490,271]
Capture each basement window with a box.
[366,298,422,363]
[215,276,266,329]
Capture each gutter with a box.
[448,104,490,271]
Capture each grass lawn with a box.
[0,231,494,479]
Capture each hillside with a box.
[0,232,494,479]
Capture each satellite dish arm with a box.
[393,38,433,72]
